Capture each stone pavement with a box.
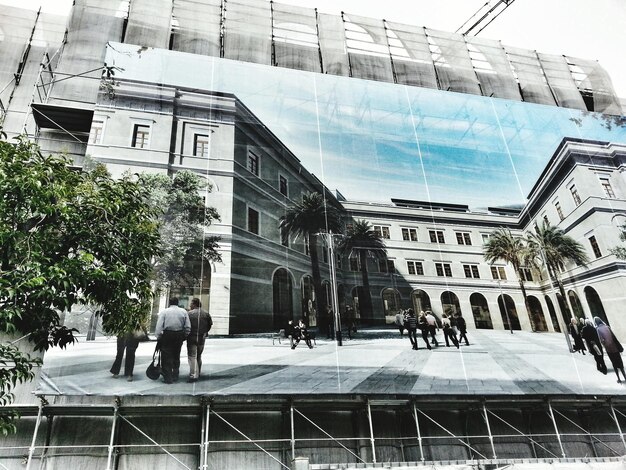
[34,328,626,397]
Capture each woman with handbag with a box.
[581,319,607,375]
[595,317,625,383]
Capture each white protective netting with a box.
[466,36,521,101]
[317,12,349,76]
[125,0,172,49]
[425,28,482,95]
[566,55,623,115]
[52,0,124,105]
[272,2,321,72]
[385,22,438,89]
[537,52,587,110]
[172,0,222,56]
[504,45,556,106]
[223,0,272,65]
[343,13,394,83]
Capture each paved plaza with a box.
[35,328,626,397]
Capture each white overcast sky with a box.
[3,0,626,98]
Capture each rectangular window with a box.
[349,257,360,272]
[248,151,259,176]
[247,207,259,235]
[407,261,424,275]
[481,233,490,243]
[89,120,104,144]
[379,259,395,273]
[429,230,445,244]
[570,184,581,206]
[543,214,549,225]
[589,235,602,258]
[555,201,564,221]
[456,232,472,245]
[401,228,418,241]
[490,266,507,280]
[373,225,390,239]
[435,262,452,277]
[131,124,150,148]
[193,134,210,157]
[519,267,533,282]
[463,264,480,278]
[323,247,329,263]
[600,177,615,198]
[279,175,288,196]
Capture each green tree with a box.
[483,228,536,329]
[526,222,589,332]
[280,193,342,329]
[138,171,221,293]
[609,223,626,259]
[337,219,387,321]
[0,136,161,434]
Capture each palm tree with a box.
[483,228,535,329]
[526,221,589,337]
[280,193,342,329]
[337,219,387,321]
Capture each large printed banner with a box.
[36,42,626,397]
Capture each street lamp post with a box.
[326,232,342,346]
[494,275,513,334]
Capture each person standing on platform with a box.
[581,318,607,375]
[110,328,142,381]
[425,311,439,346]
[595,317,626,383]
[155,297,191,384]
[292,318,313,349]
[418,312,432,350]
[441,314,459,349]
[404,309,418,350]
[455,312,470,346]
[569,317,586,354]
[186,298,212,383]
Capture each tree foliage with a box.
[137,171,221,291]
[609,223,626,260]
[0,136,162,433]
[280,193,342,325]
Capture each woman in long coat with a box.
[595,317,625,383]
[568,317,586,354]
[581,319,607,375]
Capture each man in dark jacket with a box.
[455,313,470,346]
[186,297,212,382]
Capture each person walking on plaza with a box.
[155,297,191,384]
[404,309,418,350]
[425,311,439,346]
[292,318,313,349]
[569,317,586,354]
[441,314,459,349]
[186,298,212,383]
[418,312,432,350]
[395,311,405,337]
[455,312,470,346]
[595,317,626,383]
[110,328,142,381]
[581,318,607,375]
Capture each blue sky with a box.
[107,43,626,209]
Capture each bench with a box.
[272,329,285,345]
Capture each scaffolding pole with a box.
[366,400,376,463]
[548,401,566,458]
[200,400,210,470]
[610,402,626,453]
[25,401,44,470]
[483,402,497,459]
[487,409,559,458]
[105,403,119,470]
[412,403,424,461]
[290,402,296,459]
[553,408,619,457]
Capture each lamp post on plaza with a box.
[494,273,513,335]
[318,231,343,346]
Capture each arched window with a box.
[567,290,585,322]
[273,268,293,329]
[556,293,571,326]
[498,294,521,331]
[527,295,548,332]
[441,291,461,317]
[411,289,432,314]
[382,288,402,318]
[544,296,561,332]
[469,293,492,329]
[584,286,609,325]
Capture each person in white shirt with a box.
[425,311,439,346]
[155,297,191,384]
